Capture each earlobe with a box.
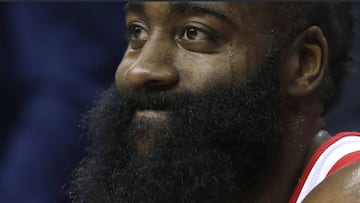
[283,26,328,97]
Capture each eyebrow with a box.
[124,2,235,26]
[171,2,235,26]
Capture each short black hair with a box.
[282,2,355,114]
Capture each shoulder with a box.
[303,131,360,202]
[302,161,360,203]
[290,131,360,203]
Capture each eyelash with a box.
[179,25,217,42]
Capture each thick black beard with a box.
[69,49,282,203]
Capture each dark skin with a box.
[115,2,360,202]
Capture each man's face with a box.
[71,2,284,202]
[117,2,277,93]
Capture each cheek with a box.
[232,38,263,73]
[174,50,243,92]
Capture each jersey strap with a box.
[289,131,360,203]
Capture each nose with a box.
[120,41,179,93]
[125,63,179,93]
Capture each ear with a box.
[282,26,328,96]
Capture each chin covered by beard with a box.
[69,50,282,203]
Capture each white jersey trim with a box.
[296,135,360,203]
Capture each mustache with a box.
[119,88,210,111]
[128,92,176,110]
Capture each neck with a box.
[242,96,325,203]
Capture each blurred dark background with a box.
[0,2,358,203]
[326,3,360,134]
[0,2,127,203]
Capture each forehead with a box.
[125,2,278,28]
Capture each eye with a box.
[127,23,149,49]
[177,23,220,53]
[180,26,212,42]
[127,23,149,41]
